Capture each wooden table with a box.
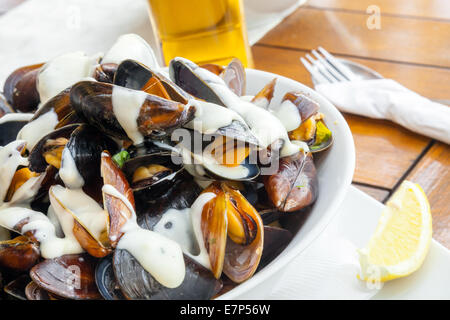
[252,0,450,249]
[1,0,449,249]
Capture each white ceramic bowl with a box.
[218,69,355,299]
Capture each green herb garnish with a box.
[112,150,130,168]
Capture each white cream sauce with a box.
[153,208,198,255]
[269,100,302,132]
[37,51,99,105]
[102,184,186,289]
[59,147,85,189]
[186,192,217,270]
[0,206,83,259]
[50,185,107,242]
[47,204,64,238]
[0,113,33,124]
[0,140,29,205]
[185,99,247,134]
[7,175,45,206]
[111,86,147,145]
[102,34,160,70]
[17,110,58,151]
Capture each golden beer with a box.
[147,0,253,67]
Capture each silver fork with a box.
[300,47,361,85]
[300,48,450,105]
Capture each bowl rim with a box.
[217,68,356,299]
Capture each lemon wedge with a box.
[358,180,432,283]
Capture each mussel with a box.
[70,81,196,143]
[0,113,33,147]
[113,250,222,300]
[174,129,260,181]
[3,63,43,113]
[285,93,333,153]
[0,236,40,272]
[263,151,318,212]
[114,59,190,103]
[29,253,102,300]
[199,182,264,282]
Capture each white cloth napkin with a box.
[0,0,304,87]
[316,79,450,145]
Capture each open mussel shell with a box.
[251,78,277,109]
[114,59,190,103]
[136,171,202,230]
[308,119,333,153]
[3,63,43,113]
[122,149,184,199]
[101,151,135,247]
[95,255,125,300]
[49,185,110,258]
[0,236,40,272]
[113,250,222,300]
[30,253,102,300]
[94,63,118,84]
[175,130,260,182]
[0,113,33,147]
[283,92,319,123]
[64,124,118,191]
[170,58,226,106]
[220,58,246,96]
[263,151,318,212]
[71,81,195,141]
[28,124,79,173]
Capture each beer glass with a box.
[147,0,254,67]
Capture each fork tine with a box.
[305,54,336,83]
[311,49,348,82]
[300,57,331,85]
[317,47,358,81]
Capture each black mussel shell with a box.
[71,81,195,141]
[3,63,43,113]
[95,255,125,300]
[30,87,73,123]
[113,250,222,300]
[136,172,202,230]
[115,59,190,104]
[257,226,293,271]
[28,124,79,173]
[4,274,31,300]
[170,58,225,106]
[0,114,31,147]
[66,124,119,183]
[122,151,183,198]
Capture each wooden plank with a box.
[252,45,450,100]
[258,7,450,67]
[406,142,450,249]
[353,184,390,203]
[307,0,450,21]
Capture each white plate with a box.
[218,68,356,299]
